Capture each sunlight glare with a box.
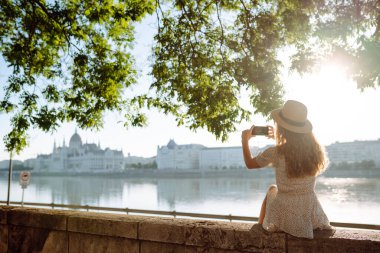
[284,61,380,146]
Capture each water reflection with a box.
[317,177,379,203]
[0,173,379,225]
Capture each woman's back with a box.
[275,152,316,194]
[256,146,331,238]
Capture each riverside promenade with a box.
[1,206,379,253]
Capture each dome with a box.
[167,139,177,149]
[69,132,82,149]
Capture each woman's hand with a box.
[241,125,255,142]
[241,125,262,169]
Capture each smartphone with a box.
[252,126,269,136]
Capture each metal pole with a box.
[6,152,13,205]
[21,188,25,207]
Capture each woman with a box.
[241,100,333,238]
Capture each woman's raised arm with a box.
[241,127,262,169]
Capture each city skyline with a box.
[1,127,380,162]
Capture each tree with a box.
[1,0,379,153]
[151,0,380,140]
[0,0,155,153]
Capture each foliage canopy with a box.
[0,0,379,153]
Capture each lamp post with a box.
[6,152,13,205]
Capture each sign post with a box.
[19,171,31,207]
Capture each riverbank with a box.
[4,167,380,178]
[13,169,274,179]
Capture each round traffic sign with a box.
[19,171,31,188]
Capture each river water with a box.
[0,171,379,225]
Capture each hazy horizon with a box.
[1,133,380,162]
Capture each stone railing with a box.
[0,206,379,253]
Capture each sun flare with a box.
[284,61,380,146]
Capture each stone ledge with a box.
[140,218,287,252]
[68,212,140,239]
[8,225,68,253]
[0,206,15,225]
[69,232,139,253]
[7,208,68,231]
[286,229,380,253]
[0,224,8,253]
[0,206,379,253]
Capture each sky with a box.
[1,15,380,161]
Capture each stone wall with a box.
[0,206,379,253]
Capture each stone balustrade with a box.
[0,206,379,253]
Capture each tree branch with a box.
[31,0,81,53]
[216,0,226,71]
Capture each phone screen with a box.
[252,126,269,135]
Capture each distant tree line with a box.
[0,164,33,171]
[125,161,157,169]
[206,165,246,170]
[329,160,377,170]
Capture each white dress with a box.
[256,147,333,239]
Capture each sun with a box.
[283,61,379,145]
[285,61,356,115]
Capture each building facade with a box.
[26,131,125,172]
[13,137,380,173]
[157,138,380,170]
[156,140,205,170]
[199,146,260,170]
[326,139,380,166]
[157,139,264,170]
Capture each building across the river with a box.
[326,139,380,166]
[7,137,380,173]
[156,139,260,170]
[199,146,259,170]
[24,130,125,172]
[157,138,380,170]
[156,140,205,170]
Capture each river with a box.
[0,170,379,225]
